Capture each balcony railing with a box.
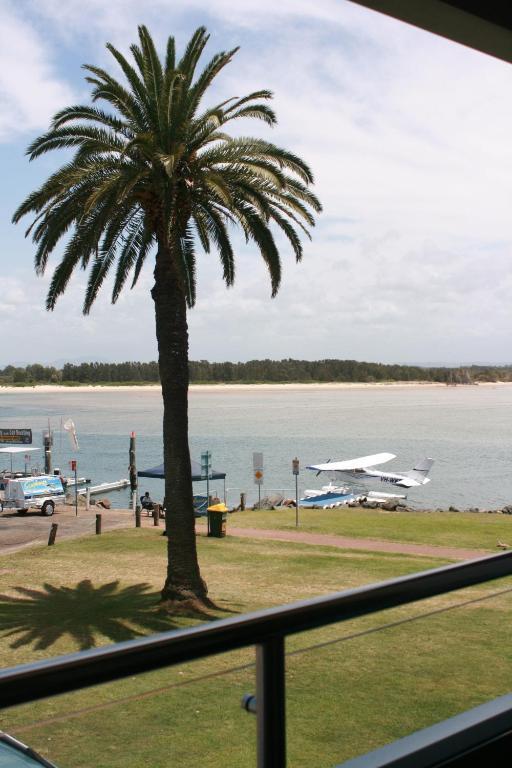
[1,550,512,767]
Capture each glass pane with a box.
[286,580,512,766]
[1,650,256,768]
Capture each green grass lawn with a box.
[227,506,512,551]
[1,526,511,767]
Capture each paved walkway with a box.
[1,508,490,561]
[217,526,489,561]
[0,506,156,555]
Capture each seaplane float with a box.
[300,453,434,509]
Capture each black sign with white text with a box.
[0,428,32,444]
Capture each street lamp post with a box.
[292,457,300,527]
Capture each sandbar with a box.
[0,381,510,394]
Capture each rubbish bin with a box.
[207,503,228,538]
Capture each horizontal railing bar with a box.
[1,551,511,710]
[337,693,512,767]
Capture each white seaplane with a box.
[300,453,434,509]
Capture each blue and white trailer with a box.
[2,475,65,516]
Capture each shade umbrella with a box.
[138,459,227,507]
[138,459,226,481]
[0,446,42,474]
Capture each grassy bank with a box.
[1,526,512,767]
[228,506,512,551]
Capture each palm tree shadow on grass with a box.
[0,580,220,652]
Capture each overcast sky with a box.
[1,0,511,366]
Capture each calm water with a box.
[0,385,511,510]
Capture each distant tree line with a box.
[0,360,511,385]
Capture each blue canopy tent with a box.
[138,459,227,512]
[138,459,226,482]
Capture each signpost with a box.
[253,452,264,508]
[201,451,212,535]
[70,459,78,517]
[129,432,137,512]
[292,457,300,527]
[201,450,212,505]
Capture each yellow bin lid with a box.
[207,503,229,512]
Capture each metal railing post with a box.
[256,636,286,768]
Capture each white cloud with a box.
[2,0,512,364]
[25,0,362,38]
[0,3,75,141]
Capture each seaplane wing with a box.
[307,453,396,473]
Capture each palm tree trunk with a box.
[152,244,208,603]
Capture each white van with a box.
[1,475,65,516]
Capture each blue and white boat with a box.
[299,483,359,509]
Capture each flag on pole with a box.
[63,419,79,450]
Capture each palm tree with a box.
[13,26,321,604]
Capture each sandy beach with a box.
[0,381,510,394]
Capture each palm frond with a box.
[269,208,303,262]
[223,90,273,114]
[105,43,149,118]
[222,103,276,126]
[83,64,147,126]
[170,225,197,308]
[191,210,211,253]
[236,204,281,296]
[196,203,235,285]
[137,26,164,134]
[177,27,209,88]
[82,208,144,312]
[165,35,176,72]
[183,48,239,122]
[51,105,131,136]
[129,226,155,291]
[26,125,126,160]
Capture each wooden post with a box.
[153,506,160,526]
[74,461,78,517]
[135,504,141,528]
[44,431,52,475]
[48,523,58,546]
[240,492,246,511]
[129,432,137,512]
[95,513,102,535]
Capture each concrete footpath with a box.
[0,505,156,555]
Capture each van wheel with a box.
[41,501,54,516]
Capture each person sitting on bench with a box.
[140,491,155,513]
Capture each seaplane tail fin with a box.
[404,458,434,486]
